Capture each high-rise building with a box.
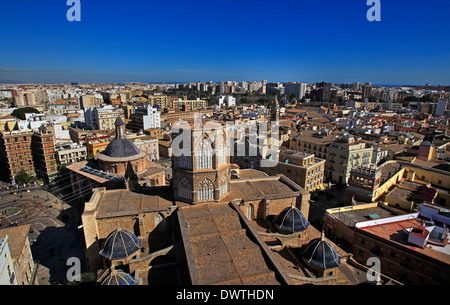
[362,83,372,100]
[435,99,448,117]
[31,129,58,183]
[284,82,307,99]
[315,82,331,103]
[217,95,236,107]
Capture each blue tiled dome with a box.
[273,205,309,233]
[99,227,141,260]
[101,269,138,285]
[102,139,141,158]
[280,98,290,105]
[301,235,341,270]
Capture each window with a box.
[178,177,192,200]
[198,178,214,201]
[196,138,213,169]
[219,175,228,197]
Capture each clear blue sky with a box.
[0,0,449,85]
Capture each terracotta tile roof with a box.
[180,203,286,285]
[95,189,173,219]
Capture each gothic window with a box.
[219,175,228,196]
[178,177,192,200]
[216,133,227,166]
[198,178,214,201]
[196,138,213,169]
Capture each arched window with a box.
[198,178,214,201]
[196,137,213,169]
[216,132,227,166]
[219,175,228,197]
[178,177,192,200]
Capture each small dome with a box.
[101,269,138,285]
[101,139,141,158]
[273,204,309,233]
[280,98,290,105]
[301,235,341,270]
[100,227,141,260]
[153,104,161,109]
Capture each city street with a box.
[0,181,87,285]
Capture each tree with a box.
[14,170,34,185]
[11,107,40,120]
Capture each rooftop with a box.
[227,175,302,202]
[326,204,398,227]
[356,214,450,265]
[0,224,31,259]
[179,202,290,285]
[94,189,174,219]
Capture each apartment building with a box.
[326,133,373,184]
[0,236,18,285]
[147,95,171,109]
[172,98,207,110]
[289,129,334,160]
[55,142,87,165]
[85,135,111,158]
[262,150,326,192]
[129,105,161,132]
[323,202,450,285]
[0,225,36,285]
[0,130,35,183]
[85,106,120,131]
[130,136,159,161]
[31,129,58,183]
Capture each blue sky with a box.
[0,0,449,85]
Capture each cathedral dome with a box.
[99,227,141,260]
[101,138,141,158]
[101,269,138,285]
[273,204,309,234]
[301,234,341,270]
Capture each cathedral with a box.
[80,111,348,285]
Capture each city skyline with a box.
[1,0,449,85]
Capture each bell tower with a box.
[271,96,280,122]
[172,120,231,204]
